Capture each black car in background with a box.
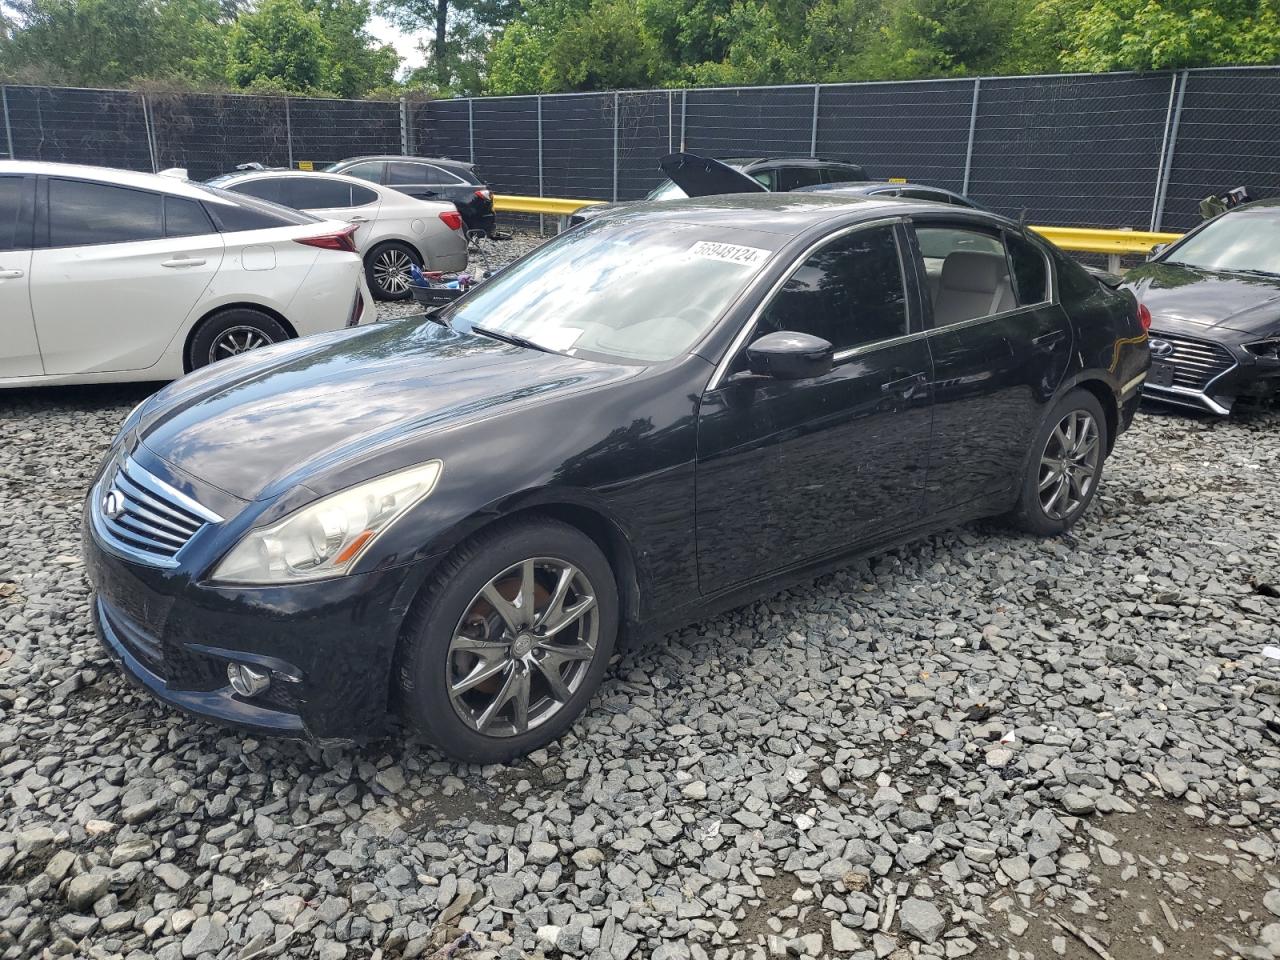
[1123,199,1280,414]
[84,193,1148,762]
[570,152,871,225]
[326,155,498,237]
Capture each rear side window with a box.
[821,164,868,183]
[777,166,823,191]
[351,185,378,206]
[758,225,908,351]
[1008,232,1051,305]
[0,176,33,251]
[915,224,1016,327]
[389,161,464,186]
[49,179,162,247]
[278,177,357,209]
[196,184,317,232]
[163,196,215,238]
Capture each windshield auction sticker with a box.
[689,240,770,267]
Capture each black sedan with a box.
[83,194,1148,762]
[1124,199,1280,414]
[325,155,498,237]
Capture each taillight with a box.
[295,225,358,253]
[1137,303,1152,331]
[474,189,492,201]
[439,211,464,231]
[347,289,363,327]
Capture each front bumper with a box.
[1144,328,1280,414]
[83,499,429,740]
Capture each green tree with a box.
[544,0,665,90]
[301,0,399,97]
[225,0,331,93]
[0,0,226,86]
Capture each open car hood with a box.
[658,152,768,198]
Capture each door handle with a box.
[161,257,206,268]
[0,269,24,280]
[347,215,370,224]
[1032,329,1066,349]
[881,371,927,398]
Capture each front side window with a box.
[444,217,781,363]
[49,179,163,247]
[750,170,775,191]
[230,179,284,204]
[336,161,385,184]
[757,225,908,352]
[915,224,1015,327]
[0,176,32,251]
[777,166,823,192]
[1007,232,1051,305]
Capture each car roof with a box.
[599,191,1012,235]
[334,155,475,170]
[720,156,864,170]
[213,169,388,190]
[806,181,957,194]
[0,159,231,202]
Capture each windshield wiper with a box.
[471,325,549,353]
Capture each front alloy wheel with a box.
[397,518,618,762]
[448,558,598,737]
[1037,409,1100,521]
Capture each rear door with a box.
[0,174,40,378]
[277,177,381,249]
[30,178,224,375]
[909,219,1071,512]
[387,160,466,202]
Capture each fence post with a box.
[1152,71,1187,232]
[537,94,544,235]
[810,85,820,158]
[139,93,158,173]
[468,98,475,163]
[962,78,980,196]
[612,92,620,202]
[680,89,687,151]
[284,96,294,169]
[667,90,673,153]
[400,97,409,154]
[2,86,12,161]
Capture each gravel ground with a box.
[1,233,1279,960]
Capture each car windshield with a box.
[443,217,780,363]
[1164,211,1280,275]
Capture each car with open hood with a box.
[1123,199,1280,414]
[84,192,1148,762]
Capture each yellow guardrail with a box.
[1032,226,1181,255]
[493,195,1184,259]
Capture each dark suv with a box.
[326,156,497,237]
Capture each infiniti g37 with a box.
[83,194,1150,761]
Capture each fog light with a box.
[227,662,270,697]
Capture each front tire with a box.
[397,519,618,763]
[187,308,288,371]
[366,241,422,301]
[1012,388,1108,535]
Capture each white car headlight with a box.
[211,461,442,585]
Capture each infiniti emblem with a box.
[101,488,126,520]
[1149,338,1174,359]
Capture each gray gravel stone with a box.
[899,898,945,944]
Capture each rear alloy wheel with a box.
[397,519,618,762]
[366,241,421,301]
[1012,388,1108,535]
[187,309,289,371]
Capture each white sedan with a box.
[207,169,469,300]
[0,161,375,387]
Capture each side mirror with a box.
[1148,243,1167,261]
[745,331,834,381]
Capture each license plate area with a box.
[1148,361,1175,388]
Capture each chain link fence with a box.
[4,68,1278,231]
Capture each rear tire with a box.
[187,308,288,371]
[397,518,618,763]
[1011,388,1109,535]
[366,241,422,301]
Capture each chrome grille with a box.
[93,456,221,566]
[1150,331,1235,391]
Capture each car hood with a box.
[658,152,767,198]
[1124,261,1280,336]
[137,318,634,501]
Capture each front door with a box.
[30,178,223,375]
[0,174,41,378]
[695,221,935,595]
[908,220,1072,512]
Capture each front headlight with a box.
[211,461,442,584]
[1244,338,1280,361]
